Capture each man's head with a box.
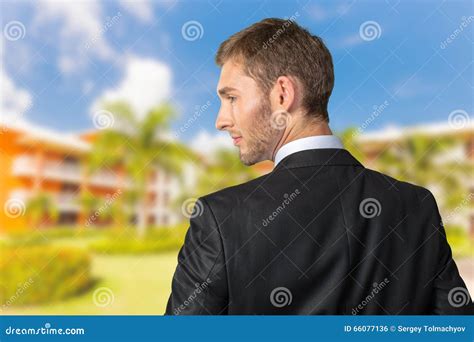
[215,18,334,165]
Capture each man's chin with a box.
[239,150,261,166]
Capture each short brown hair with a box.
[215,17,334,122]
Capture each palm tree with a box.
[188,148,258,199]
[26,192,59,228]
[88,101,198,237]
[76,191,101,228]
[337,127,366,163]
[375,134,471,214]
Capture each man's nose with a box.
[215,108,233,131]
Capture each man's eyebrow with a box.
[217,86,239,96]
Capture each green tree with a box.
[375,134,471,213]
[337,127,366,163]
[88,101,197,237]
[188,148,258,199]
[26,192,59,228]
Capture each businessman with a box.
[166,18,473,315]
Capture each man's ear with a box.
[269,76,298,112]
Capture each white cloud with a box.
[119,0,154,23]
[32,0,118,73]
[305,4,329,21]
[305,2,352,21]
[337,33,364,48]
[191,130,233,155]
[91,55,172,120]
[0,38,33,126]
[393,77,439,99]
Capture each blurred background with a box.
[0,0,472,314]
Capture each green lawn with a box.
[2,252,178,315]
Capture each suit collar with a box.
[272,148,364,171]
[273,135,344,166]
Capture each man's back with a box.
[166,149,473,315]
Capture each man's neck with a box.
[270,119,333,162]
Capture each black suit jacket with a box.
[166,148,474,315]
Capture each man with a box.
[165,18,473,315]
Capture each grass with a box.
[1,252,178,315]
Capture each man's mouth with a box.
[232,136,242,146]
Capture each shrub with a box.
[0,246,92,307]
[90,223,188,255]
[445,225,474,258]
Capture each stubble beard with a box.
[239,97,280,166]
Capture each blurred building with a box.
[0,122,185,231]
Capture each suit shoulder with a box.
[200,172,271,208]
[363,168,435,203]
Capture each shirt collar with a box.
[273,135,344,167]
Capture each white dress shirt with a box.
[273,135,344,166]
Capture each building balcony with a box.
[12,155,133,189]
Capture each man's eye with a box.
[228,96,236,104]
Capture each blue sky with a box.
[1,0,472,145]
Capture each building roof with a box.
[357,120,474,143]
